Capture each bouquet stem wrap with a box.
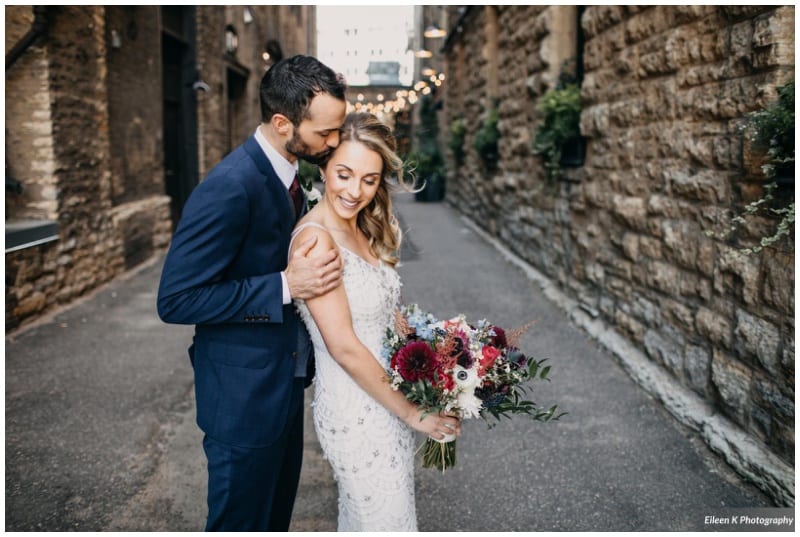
[422,435,457,471]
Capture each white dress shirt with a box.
[254,126,299,305]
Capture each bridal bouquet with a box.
[382,304,563,471]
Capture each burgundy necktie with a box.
[289,173,303,216]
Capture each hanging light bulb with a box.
[423,24,446,39]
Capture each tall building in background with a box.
[317,6,415,86]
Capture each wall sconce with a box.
[243,7,254,25]
[414,49,433,59]
[225,25,239,55]
[110,29,122,49]
[423,24,446,39]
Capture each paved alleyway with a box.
[5,195,774,531]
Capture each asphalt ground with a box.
[5,194,773,532]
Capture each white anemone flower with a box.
[454,364,483,419]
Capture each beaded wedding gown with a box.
[292,223,418,532]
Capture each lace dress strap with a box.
[288,221,336,262]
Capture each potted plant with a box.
[409,95,446,202]
[448,118,467,167]
[473,106,500,170]
[407,145,444,202]
[532,83,583,181]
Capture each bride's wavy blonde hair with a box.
[328,112,415,267]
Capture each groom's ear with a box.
[271,113,293,136]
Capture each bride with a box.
[290,112,461,531]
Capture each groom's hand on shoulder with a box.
[286,234,343,300]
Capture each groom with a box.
[157,55,347,531]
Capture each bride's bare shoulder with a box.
[291,221,338,257]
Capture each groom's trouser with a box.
[203,378,305,531]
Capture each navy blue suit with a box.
[157,135,313,531]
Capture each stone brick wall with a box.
[441,5,794,503]
[5,6,58,221]
[6,6,125,330]
[6,6,316,331]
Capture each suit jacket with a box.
[157,135,314,448]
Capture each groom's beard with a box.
[285,130,333,166]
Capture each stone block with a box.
[612,194,647,230]
[662,298,694,330]
[711,349,752,424]
[638,236,663,260]
[662,219,699,270]
[715,246,761,307]
[752,376,794,423]
[615,309,646,342]
[685,343,711,394]
[667,169,729,203]
[734,308,781,376]
[695,237,715,277]
[780,335,794,375]
[580,103,610,136]
[631,294,661,326]
[621,232,639,261]
[644,328,684,377]
[762,252,795,316]
[647,260,682,296]
[13,291,47,318]
[752,7,795,49]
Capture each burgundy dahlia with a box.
[391,341,440,383]
[488,325,508,349]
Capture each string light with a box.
[343,68,447,123]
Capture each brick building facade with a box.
[435,6,794,504]
[6,5,316,331]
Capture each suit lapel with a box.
[243,135,297,222]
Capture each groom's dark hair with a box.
[260,55,347,126]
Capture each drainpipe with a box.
[6,6,48,71]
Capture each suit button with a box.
[292,351,298,358]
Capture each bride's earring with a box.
[320,173,326,183]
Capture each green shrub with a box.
[749,80,794,180]
[473,107,499,169]
[532,83,582,182]
[448,118,467,167]
[706,79,795,254]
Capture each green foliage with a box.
[407,95,445,194]
[706,80,795,254]
[749,80,794,180]
[297,160,319,192]
[533,83,582,182]
[448,118,467,167]
[481,357,566,425]
[473,107,500,169]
